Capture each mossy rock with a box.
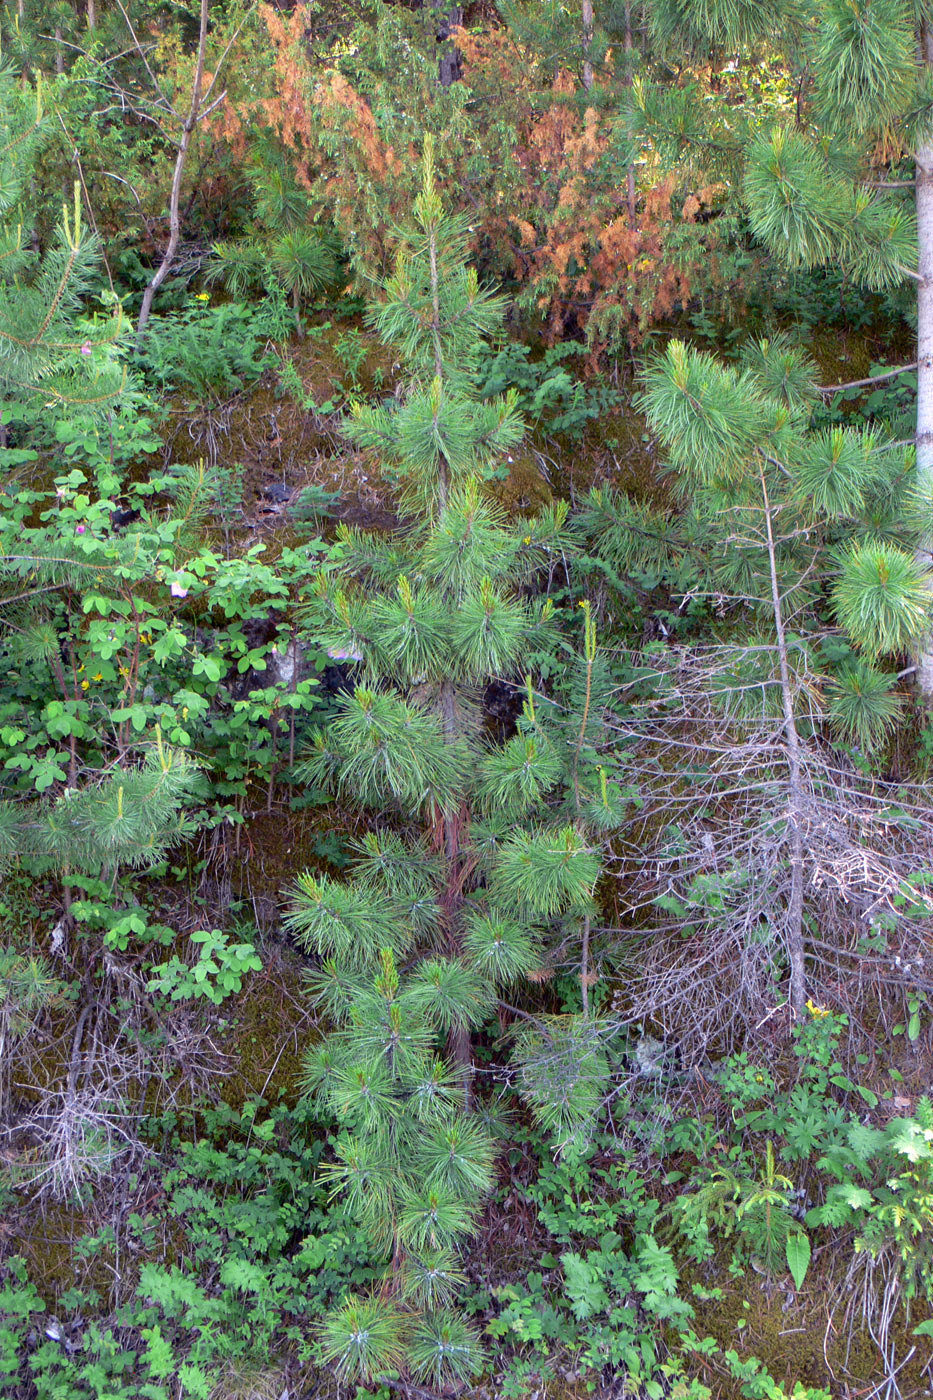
[214,945,316,1111]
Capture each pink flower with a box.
[75,524,86,535]
[170,580,188,599]
[327,645,363,662]
[80,342,92,357]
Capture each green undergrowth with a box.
[467,1011,933,1399]
[2,1098,378,1400]
[5,1013,933,1400]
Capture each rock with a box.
[261,482,290,504]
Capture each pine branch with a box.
[819,362,918,395]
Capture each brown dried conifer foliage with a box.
[203,5,731,345]
[455,34,724,344]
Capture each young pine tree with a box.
[208,139,339,334]
[581,1,932,693]
[0,65,124,421]
[629,334,932,1014]
[286,140,627,1389]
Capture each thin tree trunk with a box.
[427,216,449,510]
[55,28,65,75]
[136,0,209,341]
[440,689,459,882]
[87,0,96,29]
[266,712,277,812]
[623,0,636,224]
[760,466,807,1016]
[439,678,472,1092]
[425,147,467,1074]
[572,606,595,1017]
[289,623,298,768]
[430,1,462,87]
[582,0,594,90]
[913,51,933,699]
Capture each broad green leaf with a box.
[786,1231,810,1290]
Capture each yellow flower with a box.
[77,664,85,673]
[195,292,210,302]
[182,706,189,719]
[80,679,89,691]
[805,998,830,1018]
[523,535,531,544]
[92,673,103,683]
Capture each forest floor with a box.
[6,314,933,1400]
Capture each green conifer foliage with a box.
[4,736,198,877]
[344,135,524,516]
[631,335,931,1011]
[0,65,124,417]
[610,0,933,692]
[639,337,932,673]
[209,140,340,332]
[287,141,629,1388]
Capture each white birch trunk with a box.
[914,131,933,698]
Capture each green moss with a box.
[540,399,661,504]
[214,946,316,1110]
[11,1199,114,1310]
[490,446,553,514]
[681,1255,933,1395]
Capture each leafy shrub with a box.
[147,928,263,1004]
[135,295,290,400]
[475,341,621,440]
[670,1012,933,1323]
[0,1099,378,1398]
[479,1126,831,1399]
